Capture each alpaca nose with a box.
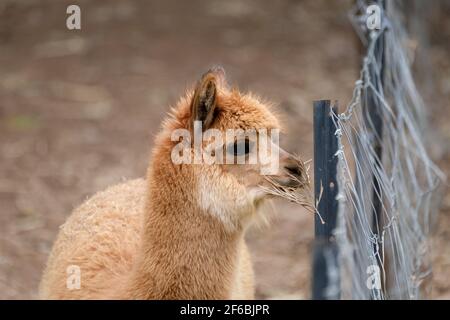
[278,148,303,186]
[281,159,303,189]
[285,163,302,179]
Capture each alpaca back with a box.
[39,179,146,299]
[39,178,254,299]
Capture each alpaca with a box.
[39,67,308,299]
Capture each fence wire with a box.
[333,0,446,299]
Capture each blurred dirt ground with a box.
[0,0,448,299]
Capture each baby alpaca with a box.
[39,67,306,299]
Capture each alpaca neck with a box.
[127,162,245,299]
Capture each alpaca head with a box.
[155,67,310,230]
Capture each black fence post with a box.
[312,100,340,300]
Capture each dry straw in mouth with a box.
[259,155,325,224]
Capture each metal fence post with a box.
[312,100,340,300]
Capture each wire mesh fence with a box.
[318,0,447,299]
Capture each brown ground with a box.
[0,0,448,299]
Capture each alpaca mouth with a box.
[259,173,312,208]
[257,156,314,213]
[273,177,302,189]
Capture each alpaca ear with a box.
[190,70,220,130]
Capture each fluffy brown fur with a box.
[39,67,306,299]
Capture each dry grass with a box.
[259,156,325,224]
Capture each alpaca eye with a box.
[227,139,252,156]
